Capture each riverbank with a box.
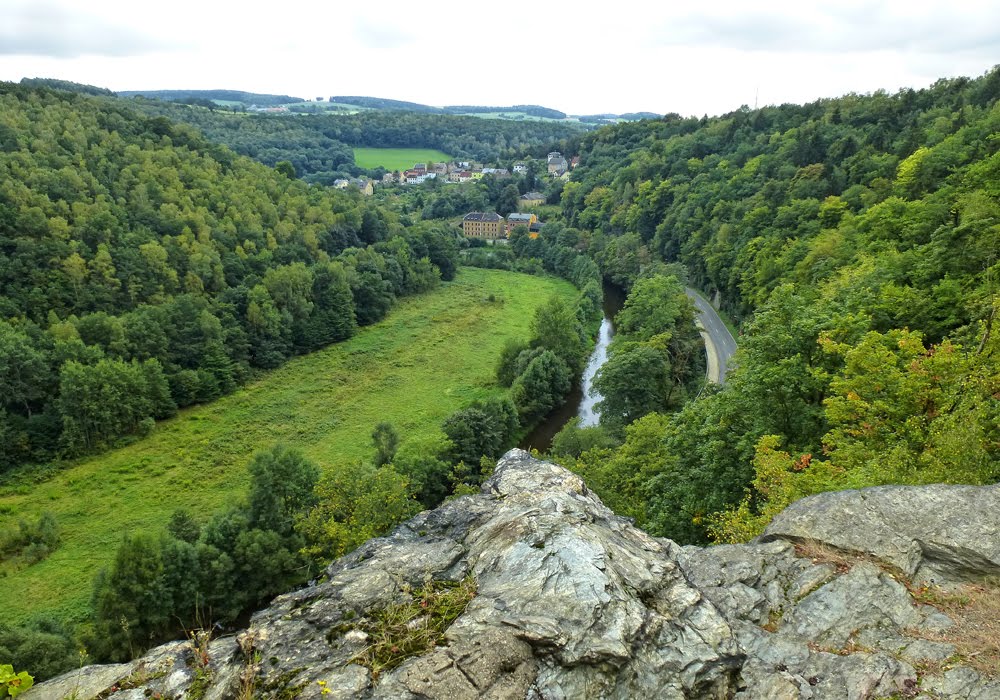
[519,281,627,451]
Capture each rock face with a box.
[28,450,1000,699]
[762,484,1000,584]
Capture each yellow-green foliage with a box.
[709,435,838,544]
[0,665,33,698]
[297,461,418,560]
[711,324,1000,542]
[0,268,576,624]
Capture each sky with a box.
[1,0,998,117]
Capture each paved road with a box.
[685,287,738,384]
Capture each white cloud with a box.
[0,0,997,115]
[0,0,182,57]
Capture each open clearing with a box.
[353,147,453,171]
[0,268,576,623]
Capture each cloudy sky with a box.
[1,0,998,116]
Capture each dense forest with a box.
[0,81,463,473]
[127,100,582,183]
[547,67,1000,544]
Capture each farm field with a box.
[354,147,454,170]
[0,268,577,624]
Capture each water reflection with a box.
[577,316,613,427]
[518,281,624,452]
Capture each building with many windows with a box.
[462,212,504,239]
[506,212,537,234]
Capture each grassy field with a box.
[0,268,576,624]
[353,147,453,171]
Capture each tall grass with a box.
[0,268,576,623]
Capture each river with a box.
[518,281,626,452]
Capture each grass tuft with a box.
[346,576,477,678]
[909,578,1000,678]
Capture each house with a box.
[432,162,448,175]
[547,151,568,176]
[352,178,375,196]
[520,192,546,208]
[506,212,537,234]
[462,212,504,239]
[449,170,473,183]
[403,171,437,185]
[513,162,528,174]
[570,156,580,169]
[482,168,511,178]
[382,172,398,185]
[333,179,351,189]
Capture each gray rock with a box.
[782,563,922,647]
[762,484,1000,584]
[24,663,132,700]
[28,450,1000,700]
[901,639,956,664]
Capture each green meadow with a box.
[353,147,454,171]
[0,268,577,623]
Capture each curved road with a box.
[685,288,738,384]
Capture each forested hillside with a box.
[555,68,1000,543]
[127,100,582,182]
[0,81,461,472]
[118,89,305,106]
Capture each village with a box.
[332,151,576,241]
[387,150,575,186]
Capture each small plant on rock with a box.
[0,665,33,697]
[235,627,267,700]
[347,575,477,678]
[185,628,214,700]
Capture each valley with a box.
[0,268,576,624]
[2,65,1000,690]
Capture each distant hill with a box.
[19,78,113,96]
[329,96,443,113]
[443,105,567,120]
[114,92,655,124]
[577,111,662,125]
[618,112,661,120]
[118,89,305,106]
[330,97,569,120]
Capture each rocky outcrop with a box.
[761,484,1000,585]
[28,450,1000,699]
